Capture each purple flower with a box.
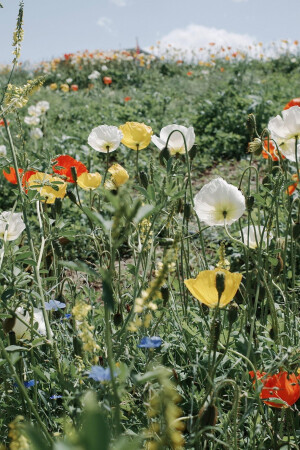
[50,394,62,399]
[24,379,35,388]
[64,313,72,319]
[88,366,112,382]
[45,299,66,311]
[138,336,162,348]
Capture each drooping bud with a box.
[248,138,263,156]
[228,302,239,324]
[199,404,218,427]
[67,190,77,204]
[246,196,255,212]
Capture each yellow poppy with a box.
[28,172,67,204]
[105,163,129,189]
[119,122,153,150]
[60,84,69,93]
[50,83,57,90]
[77,172,102,190]
[184,268,242,308]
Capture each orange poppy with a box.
[249,370,300,408]
[71,84,78,91]
[286,174,299,195]
[52,155,88,183]
[0,119,9,127]
[284,98,300,110]
[187,71,193,76]
[220,67,224,72]
[124,96,131,102]
[3,167,36,187]
[103,77,112,85]
[262,140,284,161]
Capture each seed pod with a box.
[67,190,77,204]
[215,272,225,299]
[184,203,192,220]
[199,404,218,427]
[139,171,148,189]
[161,284,169,305]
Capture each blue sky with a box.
[1,0,300,63]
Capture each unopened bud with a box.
[71,166,77,182]
[199,404,218,427]
[113,313,123,327]
[248,138,263,156]
[228,302,239,324]
[246,114,257,137]
[273,254,283,277]
[139,171,148,189]
[67,190,77,204]
[184,203,192,220]
[161,284,169,306]
[189,145,197,160]
[54,197,62,215]
[246,196,255,211]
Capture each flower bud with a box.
[246,114,257,137]
[248,138,263,156]
[139,171,148,189]
[67,190,77,204]
[71,166,78,182]
[215,271,225,300]
[184,203,192,220]
[160,284,169,306]
[176,198,183,213]
[54,197,63,215]
[246,196,254,212]
[159,146,170,167]
[228,302,239,324]
[273,254,283,276]
[189,145,197,160]
[199,404,218,427]
[113,313,123,327]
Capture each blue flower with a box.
[88,366,112,382]
[50,394,62,399]
[64,313,72,319]
[138,336,162,348]
[45,299,66,311]
[24,380,35,388]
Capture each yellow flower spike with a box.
[184,268,242,308]
[107,163,129,188]
[77,172,102,190]
[119,122,153,150]
[28,172,67,204]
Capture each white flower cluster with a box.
[24,101,49,139]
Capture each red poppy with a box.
[262,140,285,161]
[52,155,88,183]
[71,84,79,91]
[0,119,9,127]
[3,167,36,187]
[284,98,300,110]
[187,71,193,76]
[103,77,112,85]
[249,370,300,408]
[64,53,73,61]
[286,174,299,195]
[220,67,225,73]
[124,96,131,102]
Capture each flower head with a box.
[119,122,153,150]
[0,145,7,157]
[52,155,88,182]
[24,116,40,126]
[249,371,300,408]
[3,167,36,188]
[268,106,300,142]
[241,225,273,249]
[284,98,300,110]
[0,211,25,241]
[77,172,102,190]
[184,268,242,308]
[30,128,43,140]
[36,100,50,113]
[286,173,299,195]
[88,70,100,80]
[194,178,246,226]
[50,83,57,90]
[28,172,67,204]
[28,105,41,117]
[61,84,69,93]
[88,125,123,153]
[9,307,51,339]
[45,299,66,311]
[152,124,195,156]
[262,140,284,161]
[103,76,112,85]
[104,163,129,190]
[71,84,78,91]
[88,366,112,382]
[138,336,162,348]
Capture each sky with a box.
[1,0,300,63]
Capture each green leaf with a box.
[1,289,15,302]
[59,260,98,277]
[82,207,113,232]
[133,204,154,225]
[32,365,50,382]
[5,345,28,352]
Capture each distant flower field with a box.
[0,2,300,449]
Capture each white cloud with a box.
[110,0,126,5]
[97,17,113,33]
[151,24,255,61]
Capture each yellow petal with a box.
[108,163,129,187]
[184,268,242,308]
[28,172,67,204]
[119,122,153,150]
[77,172,102,190]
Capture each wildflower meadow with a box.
[0,2,300,449]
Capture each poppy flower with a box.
[88,125,123,153]
[185,268,242,308]
[187,71,193,76]
[60,84,69,93]
[71,84,78,91]
[284,98,300,110]
[50,83,57,90]
[249,371,300,408]
[3,167,36,187]
[152,124,195,156]
[241,225,273,249]
[286,174,299,195]
[104,163,129,190]
[0,212,25,242]
[262,140,284,161]
[268,106,300,143]
[77,172,102,190]
[0,145,7,157]
[0,119,9,127]
[103,76,112,85]
[52,155,88,183]
[124,96,131,102]
[28,172,67,204]
[119,122,153,151]
[194,178,246,226]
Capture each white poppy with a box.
[36,100,50,113]
[30,128,43,140]
[66,78,73,84]
[194,178,246,226]
[24,116,40,126]
[28,105,42,117]
[12,307,51,339]
[151,124,195,156]
[88,70,101,80]
[88,125,123,153]
[101,65,108,71]
[268,106,300,142]
[241,225,273,249]
[0,145,7,157]
[0,211,25,241]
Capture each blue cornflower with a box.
[45,299,66,311]
[88,366,112,382]
[24,380,35,388]
[50,394,62,399]
[138,336,162,348]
